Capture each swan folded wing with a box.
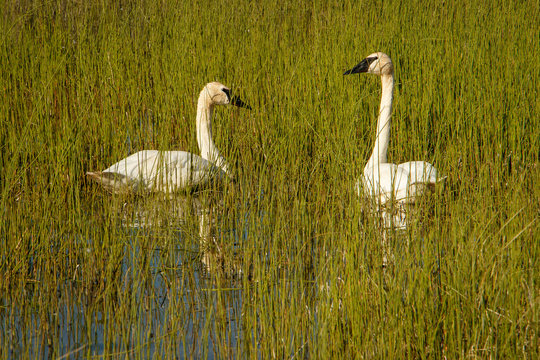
[154,151,224,192]
[363,162,439,204]
[99,150,160,192]
[100,150,224,193]
[363,163,407,204]
[397,161,438,184]
[396,161,444,203]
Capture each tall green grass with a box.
[1,0,538,358]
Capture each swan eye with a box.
[222,88,231,101]
[366,56,378,65]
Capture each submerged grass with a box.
[1,0,538,358]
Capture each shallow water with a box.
[1,197,246,359]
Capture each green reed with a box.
[0,0,538,358]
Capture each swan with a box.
[344,52,444,228]
[86,82,250,194]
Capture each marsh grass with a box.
[1,0,538,358]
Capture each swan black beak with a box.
[231,96,252,110]
[343,56,378,75]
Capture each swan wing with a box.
[103,150,160,178]
[363,163,409,204]
[156,151,225,192]
[97,150,223,193]
[396,161,445,202]
[363,162,439,203]
[397,161,439,184]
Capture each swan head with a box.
[344,52,393,76]
[203,82,251,109]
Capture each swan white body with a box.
[345,52,444,228]
[363,161,439,205]
[87,82,250,193]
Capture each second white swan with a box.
[87,82,250,194]
[344,52,444,228]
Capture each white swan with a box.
[344,52,444,228]
[86,82,250,194]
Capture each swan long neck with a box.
[366,74,394,169]
[196,90,229,173]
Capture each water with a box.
[1,197,245,359]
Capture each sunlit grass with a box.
[0,0,538,358]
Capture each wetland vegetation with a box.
[1,0,538,358]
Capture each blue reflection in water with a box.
[3,222,244,359]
